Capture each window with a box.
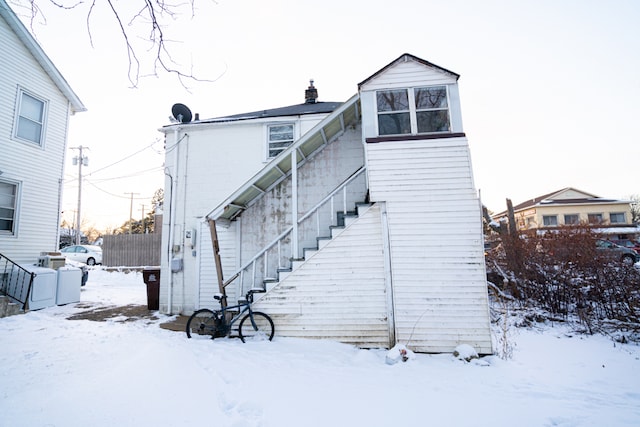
[415,86,450,133]
[564,214,579,225]
[0,180,18,234]
[588,213,603,224]
[377,89,411,135]
[610,212,626,224]
[268,124,294,158]
[543,215,558,226]
[15,89,47,145]
[376,85,451,136]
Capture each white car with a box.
[60,245,103,266]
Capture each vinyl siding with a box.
[0,11,72,263]
[366,137,492,354]
[253,204,390,347]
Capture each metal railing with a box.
[0,253,34,310]
[222,167,367,296]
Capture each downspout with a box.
[291,149,299,259]
[167,125,181,314]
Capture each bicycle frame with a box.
[216,300,252,336]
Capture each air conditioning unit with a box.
[38,255,66,270]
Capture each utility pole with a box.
[125,192,140,234]
[139,204,146,234]
[70,146,89,245]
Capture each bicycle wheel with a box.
[186,309,217,339]
[239,312,274,342]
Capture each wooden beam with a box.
[207,219,227,308]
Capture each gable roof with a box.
[494,187,624,217]
[0,0,86,113]
[358,53,460,88]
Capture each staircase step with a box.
[356,203,372,216]
[277,269,291,282]
[291,259,305,271]
[303,247,318,259]
[330,225,345,238]
[317,236,331,249]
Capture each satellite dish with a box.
[171,103,192,123]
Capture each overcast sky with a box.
[11,0,640,231]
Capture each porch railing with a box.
[0,253,34,310]
[222,166,367,295]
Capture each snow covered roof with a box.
[0,0,86,113]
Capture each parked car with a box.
[60,245,102,266]
[612,239,640,252]
[595,240,639,266]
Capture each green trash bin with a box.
[142,268,160,310]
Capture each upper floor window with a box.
[0,180,18,235]
[376,85,450,136]
[268,124,294,158]
[610,212,626,224]
[543,215,558,227]
[564,214,579,225]
[588,213,603,224]
[15,89,47,145]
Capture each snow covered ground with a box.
[1,268,639,427]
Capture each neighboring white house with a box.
[159,54,492,354]
[0,0,86,264]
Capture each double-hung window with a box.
[15,89,47,145]
[376,85,451,136]
[0,180,18,235]
[588,213,603,224]
[542,215,558,227]
[610,212,625,224]
[267,124,294,158]
[564,214,579,225]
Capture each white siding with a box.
[366,137,492,354]
[360,59,458,91]
[159,113,331,314]
[0,11,72,263]
[254,204,390,347]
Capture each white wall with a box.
[0,13,71,263]
[159,113,331,314]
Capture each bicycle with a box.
[185,288,275,342]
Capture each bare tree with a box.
[11,0,218,87]
[628,194,640,224]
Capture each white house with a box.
[159,54,492,354]
[0,0,85,264]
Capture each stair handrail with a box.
[222,166,367,293]
[297,166,366,224]
[0,252,35,310]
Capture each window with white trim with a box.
[564,214,579,225]
[376,85,451,136]
[267,124,294,158]
[15,89,47,145]
[588,213,603,224]
[610,212,626,224]
[0,180,18,234]
[543,215,558,226]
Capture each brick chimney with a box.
[305,79,318,104]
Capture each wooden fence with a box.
[102,234,161,267]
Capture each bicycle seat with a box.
[213,293,227,301]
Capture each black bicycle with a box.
[185,289,275,342]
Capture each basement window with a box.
[376,85,451,136]
[267,124,294,158]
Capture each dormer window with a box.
[267,124,294,158]
[376,85,450,136]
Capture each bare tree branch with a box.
[11,0,220,88]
